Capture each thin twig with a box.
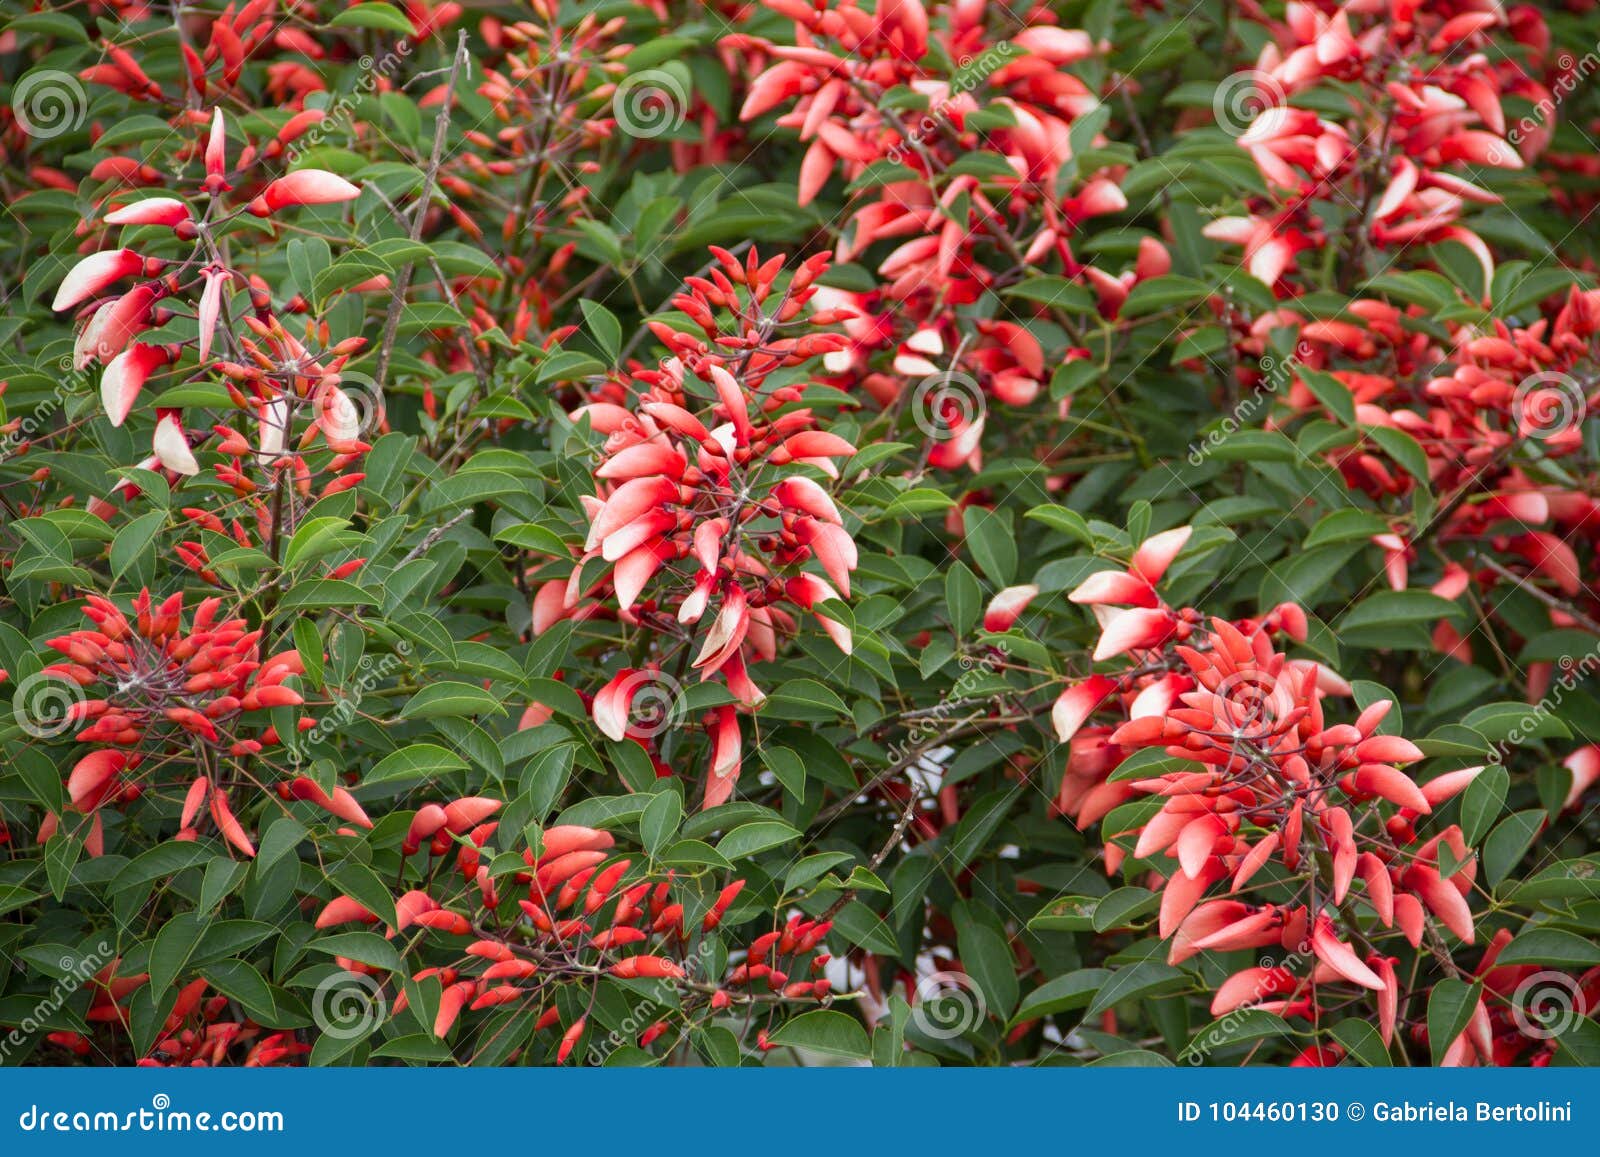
[374,30,470,389]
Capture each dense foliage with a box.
[1,0,1599,1067]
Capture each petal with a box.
[152,413,199,476]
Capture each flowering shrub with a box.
[0,0,1598,1068]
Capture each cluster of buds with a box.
[730,2,1119,292]
[727,1,1138,472]
[139,979,309,1067]
[48,108,372,537]
[76,0,459,110]
[729,913,834,1001]
[1048,524,1504,1033]
[1207,0,1553,293]
[315,816,837,1061]
[539,247,859,807]
[45,960,306,1066]
[38,590,309,857]
[1260,285,1600,672]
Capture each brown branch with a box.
[373,30,470,390]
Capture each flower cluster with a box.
[1208,0,1552,294]
[1049,525,1511,1042]
[318,816,834,1060]
[550,247,859,806]
[38,590,311,856]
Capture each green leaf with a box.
[328,860,400,929]
[276,580,378,610]
[495,522,572,556]
[1483,809,1545,886]
[828,901,898,955]
[761,746,807,802]
[1460,702,1571,742]
[149,913,208,995]
[257,817,308,873]
[1086,961,1189,1019]
[717,821,801,860]
[955,920,1017,1019]
[310,932,403,972]
[765,679,849,720]
[1330,1018,1391,1066]
[785,852,856,894]
[945,562,982,636]
[963,506,1016,585]
[364,744,469,787]
[329,3,415,34]
[1495,927,1600,969]
[944,790,1013,871]
[109,841,216,895]
[110,510,164,579]
[1303,508,1387,549]
[1121,275,1213,316]
[1338,590,1461,632]
[283,516,356,569]
[1178,1010,1291,1063]
[199,858,248,914]
[1366,425,1430,482]
[579,299,623,360]
[399,682,508,719]
[203,960,276,1021]
[879,488,954,518]
[1010,969,1111,1024]
[1023,504,1093,545]
[1427,978,1480,1066]
[1090,887,1160,933]
[1026,896,1101,932]
[1459,763,1509,846]
[1298,367,1356,425]
[640,790,682,859]
[1003,277,1096,313]
[372,1034,455,1063]
[1208,430,1300,464]
[767,1009,870,1059]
